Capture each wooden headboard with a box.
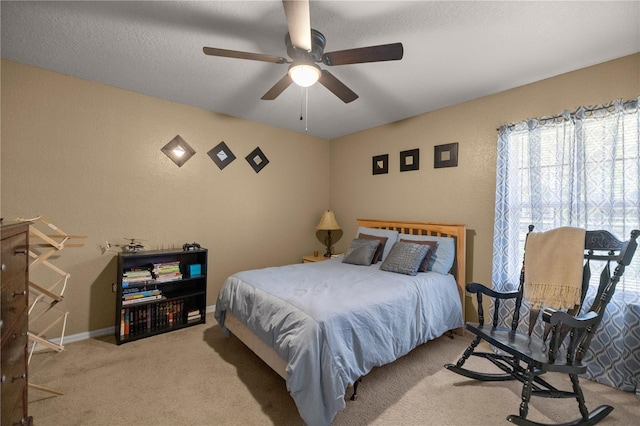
[357,219,466,325]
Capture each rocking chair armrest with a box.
[466,282,519,300]
[542,308,599,328]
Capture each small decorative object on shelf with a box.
[182,242,201,251]
[115,247,207,345]
[188,264,202,277]
[102,238,146,254]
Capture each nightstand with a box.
[303,254,330,263]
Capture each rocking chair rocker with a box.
[445,225,639,426]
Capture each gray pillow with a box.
[357,233,388,263]
[398,234,455,275]
[380,241,431,276]
[400,239,437,272]
[356,227,399,261]
[342,238,381,266]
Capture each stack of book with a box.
[187,309,201,323]
[122,268,153,287]
[152,261,183,282]
[122,287,163,306]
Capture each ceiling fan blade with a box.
[203,47,287,64]
[282,0,311,51]
[318,70,358,103]
[261,74,294,100]
[322,42,404,66]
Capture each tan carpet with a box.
[28,313,639,425]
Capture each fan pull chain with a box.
[299,86,309,132]
[300,85,304,121]
[305,87,309,132]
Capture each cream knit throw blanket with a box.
[524,227,586,309]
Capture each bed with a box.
[215,219,466,425]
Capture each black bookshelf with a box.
[115,247,207,345]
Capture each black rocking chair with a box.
[445,226,639,426]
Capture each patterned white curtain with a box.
[492,97,640,397]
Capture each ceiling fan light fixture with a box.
[288,63,321,87]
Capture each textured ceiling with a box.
[2,1,639,140]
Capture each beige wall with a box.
[330,53,639,317]
[1,59,329,335]
[2,53,638,337]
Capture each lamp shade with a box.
[316,210,341,230]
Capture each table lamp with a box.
[316,210,341,257]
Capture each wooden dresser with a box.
[1,222,32,426]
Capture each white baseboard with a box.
[37,304,217,347]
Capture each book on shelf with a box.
[122,294,164,305]
[120,299,191,339]
[187,309,201,322]
[123,289,162,301]
[154,272,183,282]
[123,284,157,294]
[124,268,151,275]
[152,260,183,282]
[122,268,154,287]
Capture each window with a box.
[493,98,639,294]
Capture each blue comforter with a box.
[215,257,463,425]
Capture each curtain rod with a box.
[497,98,638,132]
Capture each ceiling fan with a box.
[203,0,403,103]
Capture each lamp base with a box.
[324,230,333,257]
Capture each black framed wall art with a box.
[161,135,196,167]
[434,143,459,168]
[400,148,419,172]
[208,141,236,170]
[372,154,389,175]
[246,147,269,173]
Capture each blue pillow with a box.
[380,241,431,276]
[399,234,455,275]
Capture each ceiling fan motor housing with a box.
[285,29,326,62]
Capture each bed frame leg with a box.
[350,377,362,401]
